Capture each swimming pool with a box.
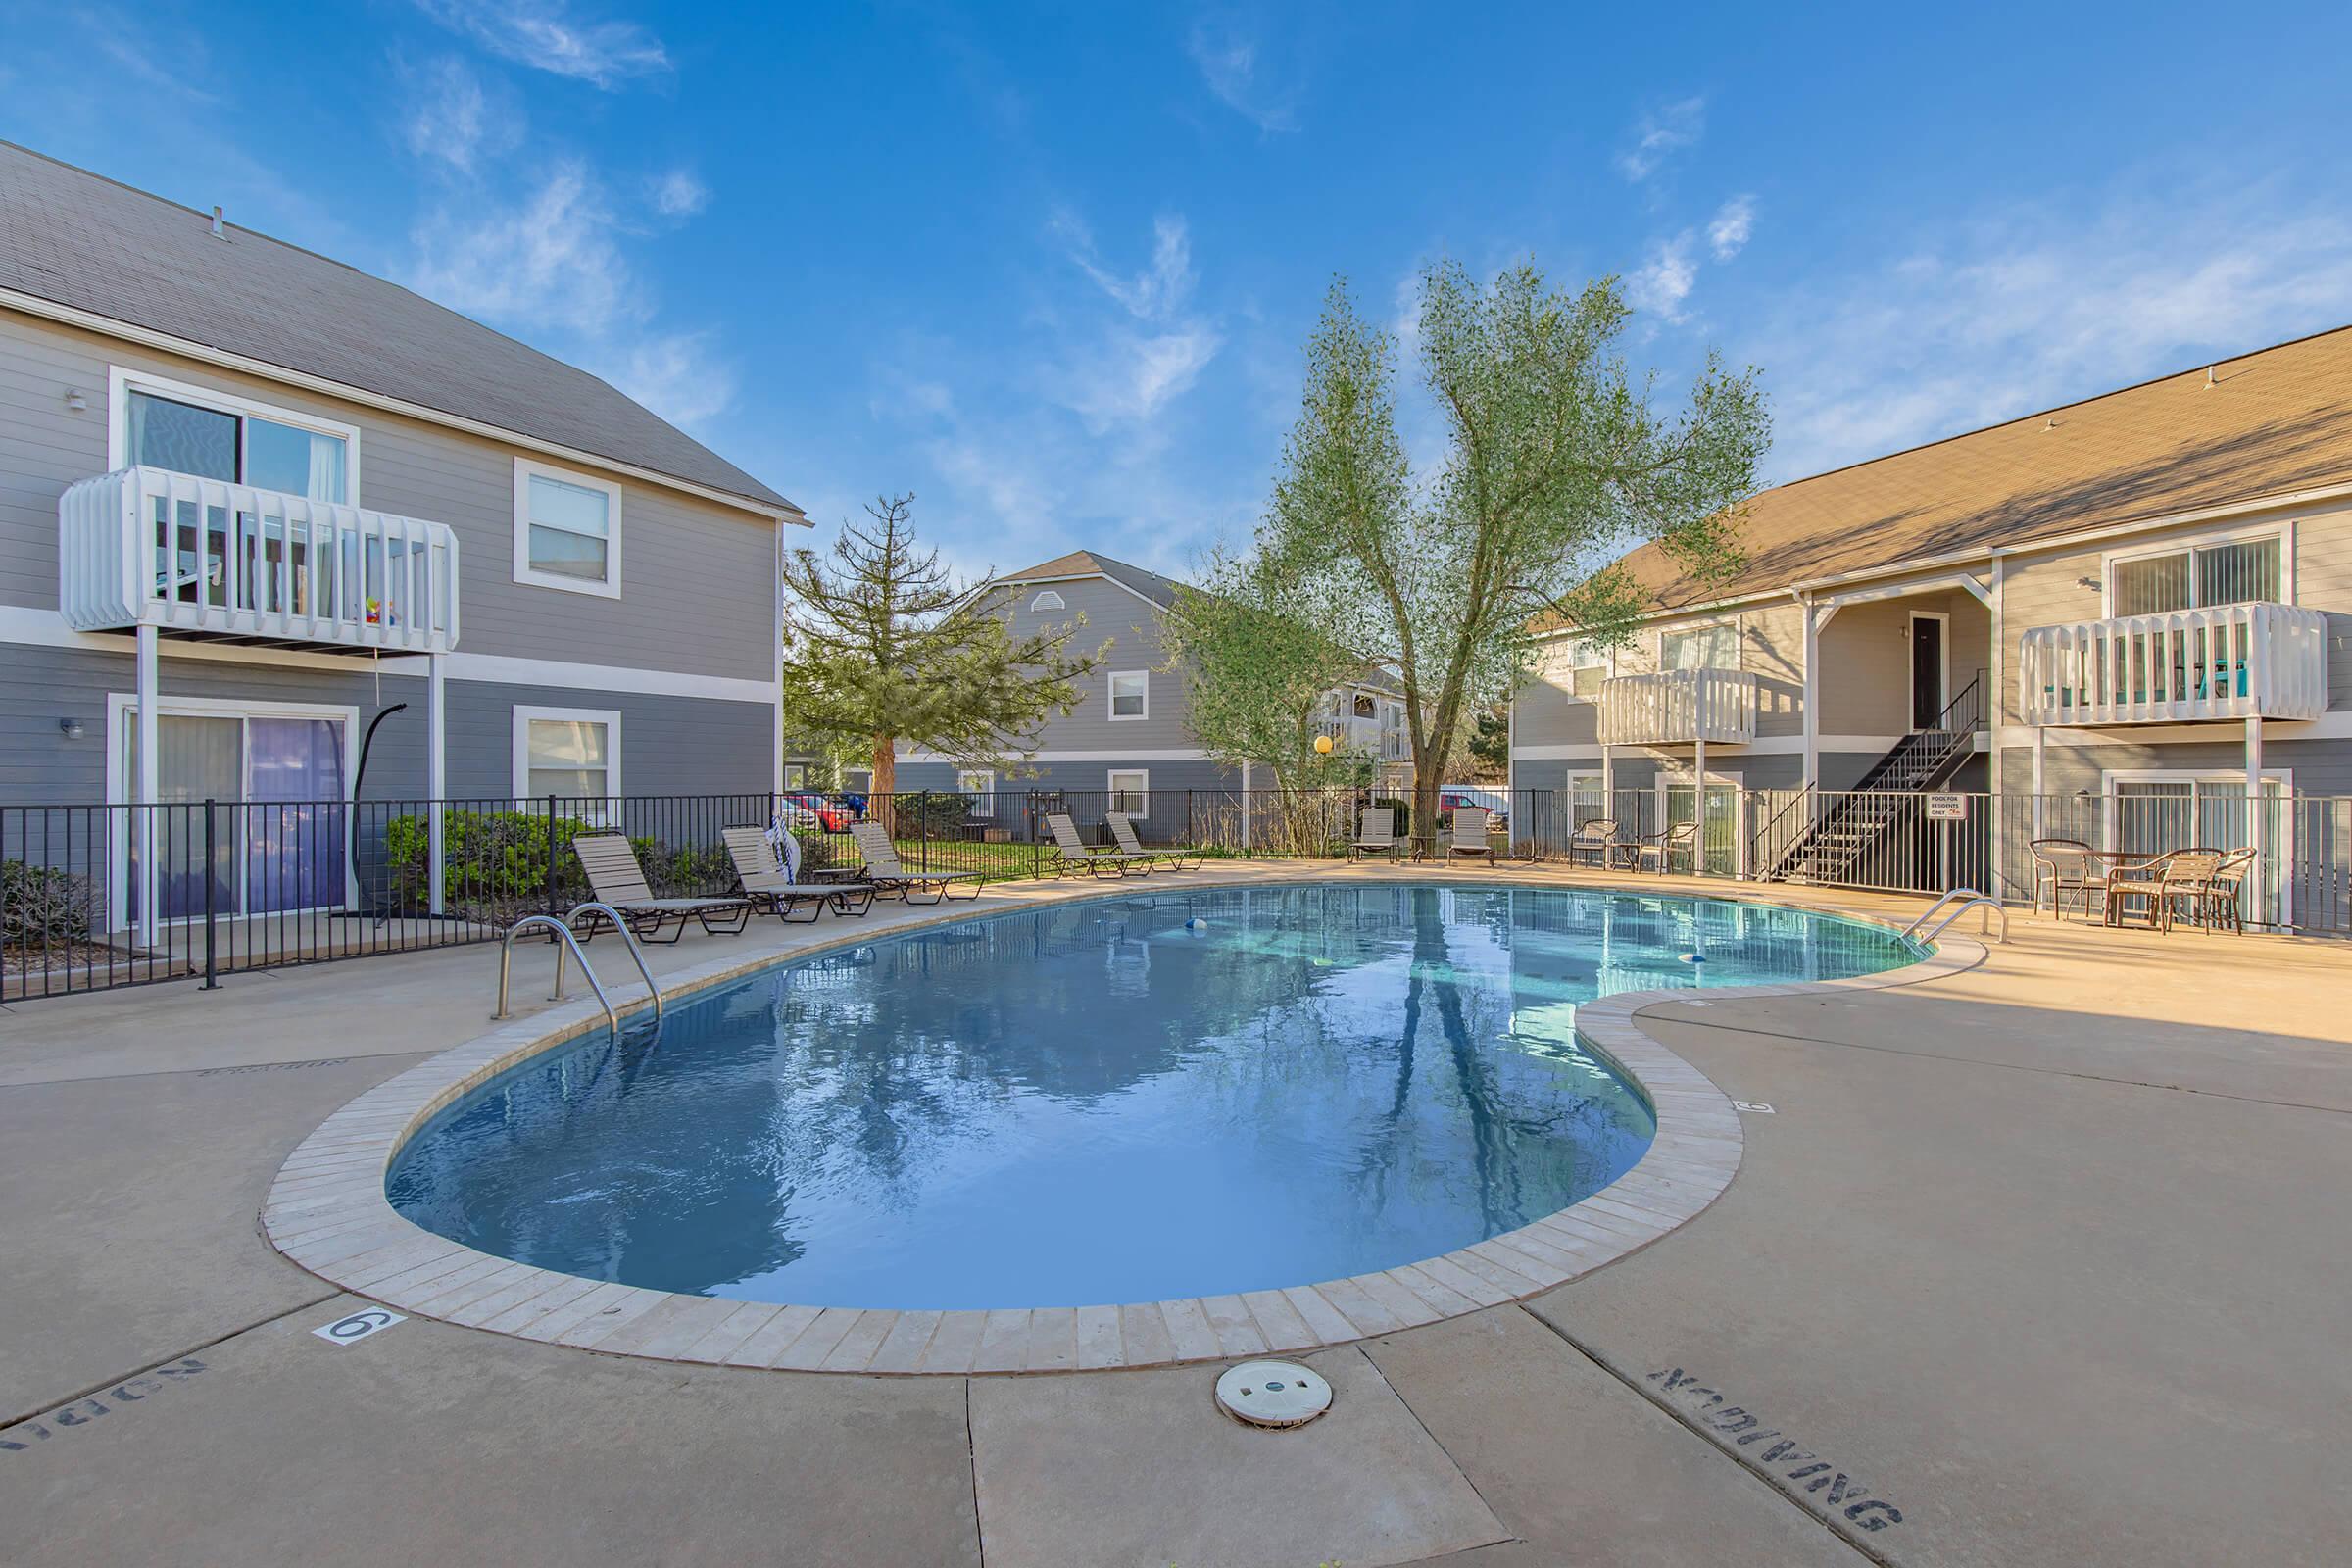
[387,885,1919,1312]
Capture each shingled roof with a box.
[0,141,792,513]
[1000,550,1184,608]
[1612,324,2352,612]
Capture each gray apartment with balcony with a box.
[892,550,1409,831]
[0,143,800,935]
[1510,326,2352,897]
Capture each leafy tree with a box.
[1257,259,1768,847]
[778,495,1102,804]
[1160,553,1376,853]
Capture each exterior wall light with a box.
[59,717,86,738]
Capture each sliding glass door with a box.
[124,709,348,922]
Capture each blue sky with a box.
[8,2,2352,580]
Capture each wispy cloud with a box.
[407,162,735,428]
[1616,96,1705,182]
[1742,182,2352,482]
[1707,194,1755,261]
[1049,211,1224,431]
[399,56,520,173]
[412,0,670,89]
[648,167,708,218]
[1628,232,1698,323]
[1187,19,1297,132]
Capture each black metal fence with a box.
[9,782,2348,1002]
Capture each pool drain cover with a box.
[1215,1360,1332,1429]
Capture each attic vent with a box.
[1029,590,1066,612]
[210,205,226,240]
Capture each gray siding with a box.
[971,575,1196,752]
[1,311,779,681]
[0,643,771,804]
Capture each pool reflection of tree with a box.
[389,887,1906,1301]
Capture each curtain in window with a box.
[526,475,612,579]
[1662,624,1739,670]
[526,719,611,799]
[245,718,348,913]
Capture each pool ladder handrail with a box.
[493,902,665,1028]
[1902,887,2009,946]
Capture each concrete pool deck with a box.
[3,864,2348,1565]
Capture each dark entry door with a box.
[1911,617,1945,729]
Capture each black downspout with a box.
[348,703,407,915]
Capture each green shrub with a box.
[2,859,96,948]
[379,810,739,918]
[893,792,972,836]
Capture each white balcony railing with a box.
[1597,668,1758,746]
[1318,714,1411,761]
[2018,602,2326,725]
[60,466,459,656]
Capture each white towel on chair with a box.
[764,814,804,881]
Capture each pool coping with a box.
[258,872,1988,1375]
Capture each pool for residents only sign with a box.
[1925,794,1968,821]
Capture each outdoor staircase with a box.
[1759,675,1984,887]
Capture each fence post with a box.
[916,791,930,873]
[545,795,559,919]
[201,798,219,990]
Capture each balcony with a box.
[1597,668,1758,746]
[60,466,460,656]
[1318,714,1411,761]
[2018,602,2327,726]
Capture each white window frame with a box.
[1657,618,1743,672]
[1563,638,1609,700]
[108,367,362,502]
[1107,669,1150,722]
[1028,589,1066,612]
[512,705,623,809]
[2102,525,2292,616]
[958,768,997,816]
[513,457,624,599]
[1106,768,1149,815]
[102,692,362,930]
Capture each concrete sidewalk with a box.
[3,864,2346,1566]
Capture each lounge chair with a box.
[846,821,983,905]
[2103,848,2225,932]
[1446,805,1494,861]
[2029,838,2110,920]
[1351,808,1402,862]
[1630,819,1698,875]
[571,833,752,943]
[1566,818,1622,869]
[1108,809,1201,870]
[1045,812,1146,877]
[722,826,871,923]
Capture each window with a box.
[1660,622,1740,671]
[2111,536,2282,615]
[1107,769,1149,815]
[112,370,355,502]
[781,764,808,791]
[1352,693,1376,718]
[1108,670,1149,720]
[1029,590,1066,612]
[513,706,620,806]
[514,458,622,597]
[1565,638,1607,698]
[958,768,996,816]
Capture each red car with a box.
[782,794,855,832]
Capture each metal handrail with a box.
[564,902,664,1025]
[1901,887,2009,945]
[496,915,617,1028]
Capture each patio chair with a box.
[1446,805,1494,860]
[570,833,753,944]
[1629,819,1698,875]
[1351,808,1403,862]
[1109,809,1201,870]
[1045,812,1146,877]
[2103,848,2225,933]
[2196,847,2258,934]
[847,822,984,905]
[1565,818,1622,869]
[721,826,872,923]
[2029,838,2110,920]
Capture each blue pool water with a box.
[388,885,1918,1310]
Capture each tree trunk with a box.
[1413,767,1444,860]
[870,735,897,831]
